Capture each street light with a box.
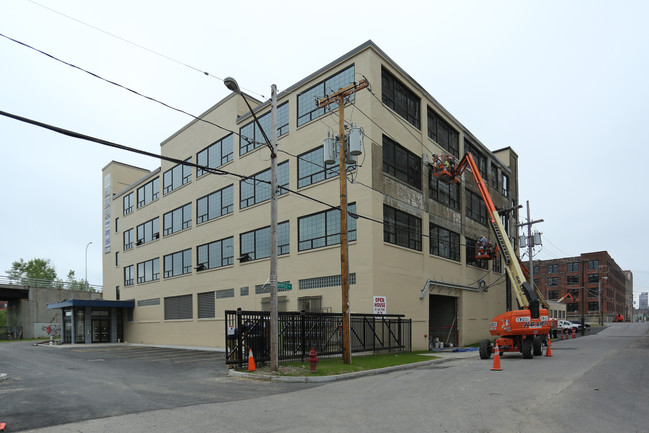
[85,241,92,288]
[598,276,608,326]
[224,77,279,371]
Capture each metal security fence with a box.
[225,309,411,367]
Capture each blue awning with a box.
[48,299,135,309]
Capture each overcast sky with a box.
[1,0,647,305]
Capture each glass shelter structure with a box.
[48,299,134,344]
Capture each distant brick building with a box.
[533,251,630,323]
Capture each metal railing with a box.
[0,275,103,292]
[225,309,411,367]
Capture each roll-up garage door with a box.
[429,295,457,347]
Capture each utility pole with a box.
[318,79,368,364]
[517,201,544,304]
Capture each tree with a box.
[65,270,97,292]
[6,259,97,292]
[7,258,58,286]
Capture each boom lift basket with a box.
[431,154,460,184]
[475,239,499,260]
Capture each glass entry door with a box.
[92,319,110,343]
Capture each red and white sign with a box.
[373,296,387,316]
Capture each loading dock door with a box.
[429,295,457,347]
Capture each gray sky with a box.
[1,0,647,305]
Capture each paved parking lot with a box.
[0,342,314,432]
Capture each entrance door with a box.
[92,319,110,343]
[429,295,458,347]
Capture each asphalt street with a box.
[2,323,648,433]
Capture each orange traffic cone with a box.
[546,335,553,357]
[248,349,256,372]
[0,421,6,431]
[491,344,503,371]
[560,331,564,340]
[572,328,576,339]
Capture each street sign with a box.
[278,281,292,291]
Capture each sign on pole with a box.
[373,296,386,316]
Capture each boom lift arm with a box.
[433,153,541,318]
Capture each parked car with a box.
[557,320,579,333]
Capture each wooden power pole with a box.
[318,79,368,364]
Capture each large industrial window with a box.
[163,158,192,194]
[429,172,460,210]
[383,205,422,251]
[567,275,580,285]
[382,67,420,129]
[588,260,599,270]
[588,274,599,283]
[548,264,559,273]
[298,204,357,251]
[567,262,580,272]
[137,177,160,208]
[197,185,233,223]
[490,164,499,190]
[567,303,579,313]
[502,174,510,198]
[163,249,192,278]
[136,217,160,245]
[297,65,355,127]
[240,161,289,209]
[123,192,134,215]
[123,228,134,251]
[588,302,599,311]
[382,135,421,190]
[164,294,192,320]
[197,134,234,177]
[464,139,487,181]
[466,189,487,226]
[240,221,289,261]
[124,265,134,286]
[163,203,192,236]
[297,145,352,188]
[547,277,559,286]
[197,291,215,319]
[427,107,458,157]
[429,224,460,261]
[239,102,289,156]
[197,236,234,270]
[548,290,559,300]
[137,258,160,283]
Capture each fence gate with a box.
[428,295,457,348]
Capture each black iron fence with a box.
[225,309,411,367]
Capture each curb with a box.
[227,356,460,383]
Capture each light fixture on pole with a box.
[224,77,279,371]
[85,241,92,288]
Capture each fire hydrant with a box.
[308,348,319,372]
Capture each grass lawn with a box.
[246,351,438,376]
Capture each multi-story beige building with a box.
[101,40,520,350]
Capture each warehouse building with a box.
[533,251,632,323]
[101,40,521,350]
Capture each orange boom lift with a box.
[432,153,551,359]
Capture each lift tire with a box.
[479,339,492,360]
[522,338,533,359]
[533,336,543,356]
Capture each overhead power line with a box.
[26,0,266,99]
[0,32,254,143]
